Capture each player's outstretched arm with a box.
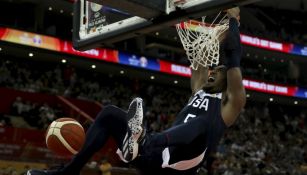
[221,15,246,127]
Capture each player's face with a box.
[203,65,227,93]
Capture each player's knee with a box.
[102,105,118,114]
[96,105,118,124]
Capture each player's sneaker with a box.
[27,165,77,175]
[121,97,145,162]
[27,169,79,175]
[27,169,58,175]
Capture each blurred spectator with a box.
[99,157,112,175]
[9,98,63,129]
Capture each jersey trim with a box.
[161,147,207,171]
[196,90,222,99]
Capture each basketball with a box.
[45,118,86,157]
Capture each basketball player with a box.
[27,8,245,175]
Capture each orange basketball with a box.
[46,118,85,157]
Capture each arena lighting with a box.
[91,65,96,69]
[28,53,34,57]
[294,101,298,105]
[174,80,178,84]
[0,47,2,51]
[150,76,155,80]
[269,98,274,102]
[155,32,159,36]
[48,7,52,11]
[61,59,67,63]
[120,70,124,74]
[60,10,64,13]
[246,94,250,98]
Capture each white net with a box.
[176,12,229,70]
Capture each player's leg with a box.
[63,98,145,173]
[27,98,144,175]
[134,117,212,175]
[144,116,209,148]
[60,105,128,175]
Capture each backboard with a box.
[73,0,261,51]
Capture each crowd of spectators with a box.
[0,166,19,175]
[240,59,307,87]
[0,58,189,132]
[209,102,307,175]
[241,6,307,45]
[0,57,306,174]
[10,97,64,129]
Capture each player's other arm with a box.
[222,67,245,127]
[221,12,246,127]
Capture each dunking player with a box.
[27,8,245,175]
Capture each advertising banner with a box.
[0,27,61,51]
[0,27,7,39]
[60,41,119,63]
[240,34,293,53]
[118,52,160,71]
[242,79,305,98]
[1,27,307,99]
[294,88,307,99]
[290,45,307,56]
[159,60,191,77]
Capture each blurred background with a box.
[0,0,306,174]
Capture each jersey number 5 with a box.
[184,114,196,123]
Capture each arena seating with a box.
[0,56,306,174]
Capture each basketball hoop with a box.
[176,12,229,70]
